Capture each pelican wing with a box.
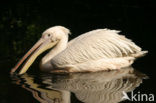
[52,29,144,65]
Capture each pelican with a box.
[11,26,147,74]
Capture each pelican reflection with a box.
[12,67,147,103]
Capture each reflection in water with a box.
[12,67,147,103]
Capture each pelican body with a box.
[11,26,147,74]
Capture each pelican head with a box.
[11,26,70,74]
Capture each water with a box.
[6,67,147,103]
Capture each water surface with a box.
[10,67,147,103]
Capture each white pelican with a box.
[11,26,147,74]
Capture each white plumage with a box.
[11,26,147,74]
[50,27,147,72]
[53,29,141,63]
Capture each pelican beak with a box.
[11,38,58,75]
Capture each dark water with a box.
[1,62,155,103]
[10,67,148,103]
[0,0,156,103]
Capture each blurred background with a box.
[0,0,156,103]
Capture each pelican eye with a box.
[48,34,51,37]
